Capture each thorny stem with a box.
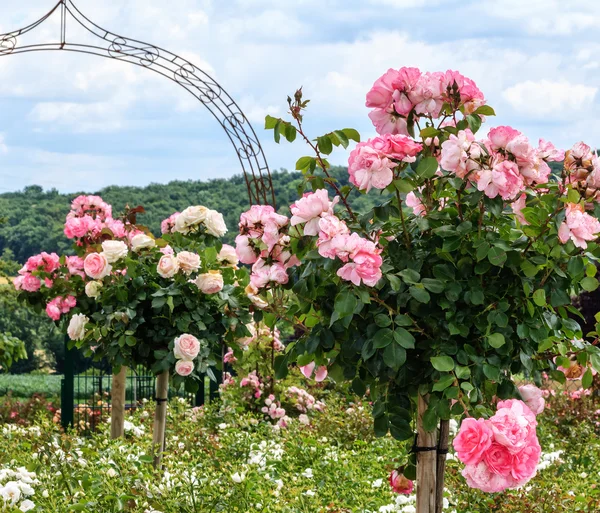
[395,189,412,250]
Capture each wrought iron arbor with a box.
[0,0,274,429]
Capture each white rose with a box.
[204,209,227,237]
[175,206,208,234]
[177,251,201,274]
[217,244,239,267]
[19,499,36,512]
[85,281,103,298]
[131,234,156,252]
[193,271,224,294]
[101,240,128,263]
[68,313,89,341]
[157,254,179,278]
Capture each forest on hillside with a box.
[0,166,384,263]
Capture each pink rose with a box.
[299,362,328,382]
[176,251,201,274]
[388,470,414,495]
[217,244,239,267]
[477,160,523,200]
[366,68,402,110]
[518,384,545,415]
[157,254,179,279]
[408,71,445,117]
[239,205,289,251]
[453,417,494,465]
[21,274,41,292]
[104,217,127,238]
[235,234,259,265]
[490,400,536,454]
[66,256,85,277]
[511,194,528,225]
[368,108,409,136]
[193,271,224,294]
[487,126,521,151]
[348,141,396,192]
[483,442,514,476]
[317,215,350,259]
[290,189,338,236]
[173,334,201,360]
[46,300,62,321]
[369,134,423,162]
[175,360,194,377]
[558,203,600,249]
[84,252,112,280]
[537,139,564,162]
[462,461,516,493]
[161,212,180,234]
[565,141,595,171]
[440,129,478,178]
[511,437,541,483]
[405,191,426,216]
[250,259,289,289]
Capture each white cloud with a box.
[503,80,597,118]
[0,134,8,154]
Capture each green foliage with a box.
[0,333,26,371]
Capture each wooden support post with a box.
[110,366,127,439]
[416,394,437,513]
[435,419,450,513]
[152,371,169,469]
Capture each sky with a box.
[0,0,599,193]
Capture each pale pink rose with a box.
[511,437,541,482]
[239,205,289,251]
[175,360,194,377]
[495,398,537,425]
[518,384,545,415]
[250,260,289,289]
[157,254,179,278]
[62,295,77,311]
[453,417,494,465]
[174,205,208,234]
[537,139,564,162]
[217,244,239,267]
[314,366,328,382]
[300,361,316,379]
[270,242,301,268]
[46,300,62,321]
[44,277,53,288]
[173,334,201,360]
[366,68,402,110]
[204,209,228,237]
[487,126,521,151]
[440,129,477,178]
[12,276,24,291]
[104,217,127,239]
[22,274,41,292]
[290,189,338,236]
[66,256,85,277]
[317,215,350,259]
[389,470,414,495]
[161,212,180,234]
[194,271,224,294]
[348,141,396,192]
[176,251,201,274]
[368,108,409,136]
[490,400,536,454]
[408,71,445,117]
[369,134,423,162]
[84,253,112,280]
[235,234,259,265]
[245,283,269,309]
[477,160,523,200]
[565,141,595,171]
[462,461,516,493]
[558,203,600,249]
[483,442,514,476]
[336,237,383,286]
[406,191,426,216]
[511,193,528,225]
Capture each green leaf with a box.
[567,188,580,204]
[581,276,599,292]
[334,291,357,318]
[422,278,445,294]
[332,130,350,148]
[317,135,333,155]
[520,260,538,278]
[296,156,315,171]
[415,157,439,179]
[392,179,414,193]
[419,126,440,138]
[473,105,496,116]
[431,356,454,372]
[374,414,389,437]
[488,333,505,348]
[409,286,430,303]
[264,115,279,129]
[342,128,361,142]
[483,363,501,380]
[399,269,420,284]
[352,378,367,396]
[394,328,416,349]
[532,289,546,307]
[375,314,392,327]
[373,328,394,349]
[383,343,407,371]
[550,289,570,307]
[582,368,593,389]
[432,374,455,392]
[487,247,507,267]
[466,114,482,133]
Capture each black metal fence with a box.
[60,342,222,431]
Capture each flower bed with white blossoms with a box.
[1,388,599,513]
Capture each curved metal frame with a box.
[0,0,275,207]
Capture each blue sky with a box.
[0,0,599,193]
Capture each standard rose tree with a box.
[255,68,600,512]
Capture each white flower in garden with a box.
[204,209,228,237]
[231,472,246,483]
[131,234,156,252]
[101,240,129,263]
[106,468,117,478]
[298,414,310,426]
[303,490,316,496]
[371,478,383,488]
[192,271,224,294]
[85,280,103,298]
[0,481,21,505]
[301,468,313,479]
[42,490,49,498]
[157,254,179,279]
[176,251,201,274]
[67,314,89,341]
[19,499,35,512]
[217,244,239,267]
[175,360,194,377]
[173,334,201,360]
[175,206,209,234]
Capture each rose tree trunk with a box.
[416,394,438,513]
[110,366,127,439]
[152,371,169,469]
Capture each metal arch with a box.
[0,0,275,208]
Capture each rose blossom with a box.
[131,234,156,252]
[388,470,414,495]
[511,194,528,225]
[558,203,600,249]
[173,334,201,360]
[511,438,541,482]
[84,253,112,280]
[175,205,209,234]
[67,313,89,341]
[101,240,128,263]
[204,209,228,237]
[406,191,426,216]
[477,160,523,200]
[85,281,103,298]
[290,189,338,236]
[177,251,201,274]
[161,212,180,234]
[245,283,268,309]
[317,215,350,259]
[369,133,423,162]
[453,417,494,465]
[440,129,480,178]
[157,254,180,278]
[235,234,258,265]
[489,400,536,454]
[462,461,515,493]
[193,271,224,294]
[217,244,239,267]
[21,274,41,292]
[66,256,85,277]
[518,384,545,415]
[175,360,195,377]
[483,442,514,476]
[348,141,396,192]
[250,260,289,289]
[46,300,62,321]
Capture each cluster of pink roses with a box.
[286,386,325,414]
[366,67,485,135]
[291,189,383,287]
[240,370,264,399]
[558,203,600,249]
[235,205,299,291]
[453,396,543,493]
[261,394,286,420]
[46,295,77,321]
[173,333,202,377]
